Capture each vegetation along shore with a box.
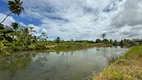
[91,46,142,80]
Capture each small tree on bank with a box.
[56,37,60,44]
[96,39,101,43]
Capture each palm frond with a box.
[8,0,24,16]
[14,0,20,4]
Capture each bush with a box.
[0,42,4,50]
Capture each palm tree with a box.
[0,0,24,24]
[56,37,60,44]
[101,33,106,39]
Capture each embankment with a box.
[91,46,142,80]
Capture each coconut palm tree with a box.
[0,0,24,24]
[101,33,106,39]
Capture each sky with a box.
[0,0,142,40]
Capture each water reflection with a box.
[0,47,128,80]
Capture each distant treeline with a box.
[0,22,142,52]
[95,38,142,47]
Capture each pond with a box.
[0,47,128,80]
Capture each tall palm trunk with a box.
[0,12,12,24]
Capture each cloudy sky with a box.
[0,0,142,40]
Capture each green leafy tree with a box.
[109,39,113,44]
[10,22,19,39]
[0,0,24,24]
[120,40,124,47]
[0,25,13,42]
[113,40,118,46]
[71,39,73,42]
[18,26,31,49]
[96,39,101,43]
[102,39,109,43]
[38,32,48,42]
[11,22,19,31]
[0,24,5,29]
[56,37,60,44]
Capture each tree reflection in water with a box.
[0,52,34,79]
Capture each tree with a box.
[0,0,24,24]
[96,39,101,43]
[29,27,35,35]
[11,22,19,31]
[102,39,109,43]
[56,37,60,44]
[120,40,124,47]
[10,22,19,39]
[0,24,5,29]
[101,33,106,39]
[20,27,30,49]
[113,40,118,46]
[0,25,13,41]
[71,39,73,42]
[40,32,48,42]
[109,39,113,44]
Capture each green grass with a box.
[124,46,142,58]
[91,46,142,80]
[6,42,112,51]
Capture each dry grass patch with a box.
[91,46,142,80]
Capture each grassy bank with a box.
[91,46,142,80]
[28,42,96,51]
[2,41,112,52]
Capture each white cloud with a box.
[111,0,142,28]
[19,0,115,40]
[109,0,142,40]
[1,0,142,40]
